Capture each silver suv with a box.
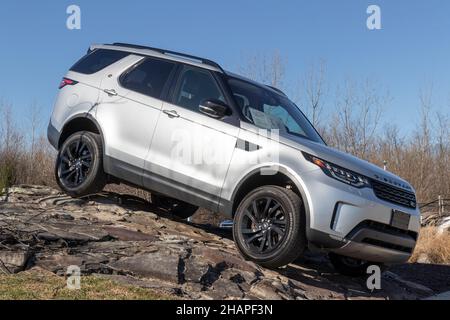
[48,43,420,276]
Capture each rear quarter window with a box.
[70,49,130,74]
[119,57,176,99]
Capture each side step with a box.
[219,220,233,229]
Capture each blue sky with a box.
[0,0,449,135]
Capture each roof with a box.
[225,71,288,97]
[90,43,224,73]
[91,43,287,97]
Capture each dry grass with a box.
[410,227,450,264]
[0,269,173,300]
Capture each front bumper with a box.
[301,169,420,263]
[330,220,418,263]
[331,240,411,263]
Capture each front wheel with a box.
[233,186,306,269]
[55,131,106,197]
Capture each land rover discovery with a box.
[48,43,421,276]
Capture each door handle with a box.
[163,110,180,118]
[104,89,118,96]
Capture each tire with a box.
[151,194,198,219]
[55,131,106,197]
[329,253,383,277]
[233,186,306,269]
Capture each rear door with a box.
[144,65,239,210]
[96,55,177,186]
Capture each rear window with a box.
[119,57,176,99]
[70,49,129,74]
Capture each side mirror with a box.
[199,99,231,119]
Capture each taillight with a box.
[59,78,78,89]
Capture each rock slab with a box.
[1,185,450,300]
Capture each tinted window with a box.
[174,67,225,111]
[263,104,305,136]
[70,49,129,74]
[228,78,325,144]
[120,57,175,99]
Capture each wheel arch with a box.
[58,114,105,151]
[228,166,312,233]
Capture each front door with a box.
[144,65,239,210]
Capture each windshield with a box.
[228,77,325,144]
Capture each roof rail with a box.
[111,43,225,73]
[267,85,287,96]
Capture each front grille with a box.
[371,180,417,209]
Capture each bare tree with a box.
[24,102,43,182]
[326,78,389,159]
[295,60,327,127]
[435,111,450,196]
[238,51,286,89]
[27,102,42,154]
[1,101,14,152]
[0,101,24,189]
[417,85,433,152]
[435,111,449,156]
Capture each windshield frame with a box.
[225,75,326,145]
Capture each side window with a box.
[120,57,175,99]
[174,66,225,112]
[70,49,129,74]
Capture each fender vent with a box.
[235,139,261,152]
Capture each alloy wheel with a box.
[58,138,93,188]
[239,197,288,255]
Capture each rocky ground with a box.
[1,185,449,300]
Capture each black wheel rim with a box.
[58,138,93,188]
[240,197,287,255]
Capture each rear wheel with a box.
[55,131,106,197]
[151,194,198,219]
[233,186,306,269]
[329,253,383,277]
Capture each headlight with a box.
[302,152,371,189]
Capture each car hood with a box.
[281,135,414,192]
